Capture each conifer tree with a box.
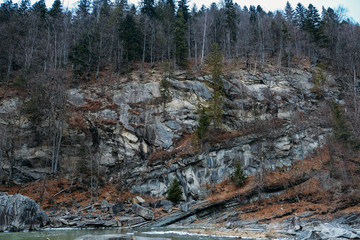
[167,178,182,203]
[284,1,295,23]
[304,4,321,42]
[174,10,187,67]
[208,42,224,128]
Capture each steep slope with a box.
[0,65,348,202]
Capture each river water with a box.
[0,228,241,240]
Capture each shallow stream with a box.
[0,228,243,240]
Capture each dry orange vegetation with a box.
[1,145,359,222]
[203,146,360,222]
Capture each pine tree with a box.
[304,4,321,42]
[174,10,187,67]
[208,42,224,128]
[167,178,182,203]
[295,3,306,29]
[120,13,142,62]
[49,0,62,18]
[177,0,189,22]
[224,0,236,57]
[196,107,210,140]
[284,1,295,23]
[32,0,47,20]
[77,0,91,19]
[231,161,247,187]
[141,0,156,18]
[332,102,351,143]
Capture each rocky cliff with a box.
[0,66,338,201]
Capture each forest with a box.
[0,0,359,87]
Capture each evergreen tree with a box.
[318,7,339,48]
[332,102,351,143]
[18,0,30,14]
[167,178,182,203]
[49,0,62,18]
[31,0,47,20]
[284,1,295,23]
[141,0,156,18]
[231,161,247,187]
[77,0,91,18]
[295,3,306,29]
[120,13,142,62]
[177,0,189,22]
[224,0,236,48]
[174,10,187,67]
[208,42,224,128]
[196,107,210,140]
[304,4,321,42]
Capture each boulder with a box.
[112,201,125,215]
[132,196,146,204]
[313,223,359,239]
[154,200,173,209]
[101,199,113,210]
[132,203,154,220]
[0,193,48,231]
[296,229,319,240]
[118,216,145,226]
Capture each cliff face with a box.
[0,66,337,201]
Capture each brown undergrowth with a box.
[203,146,360,222]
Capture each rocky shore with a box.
[1,192,359,239]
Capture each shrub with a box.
[231,161,247,187]
[160,78,172,106]
[167,178,182,204]
[196,107,210,140]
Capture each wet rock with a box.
[0,193,48,231]
[49,217,63,228]
[132,203,154,220]
[83,218,105,227]
[74,234,131,240]
[112,201,125,215]
[118,216,145,226]
[74,235,171,240]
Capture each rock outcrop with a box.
[0,193,48,231]
[0,67,336,200]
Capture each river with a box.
[0,228,242,240]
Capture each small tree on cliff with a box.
[231,161,247,187]
[167,178,182,203]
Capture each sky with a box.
[8,0,360,23]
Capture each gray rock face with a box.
[0,68,333,200]
[0,193,48,231]
[132,203,154,220]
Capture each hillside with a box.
[1,62,360,227]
